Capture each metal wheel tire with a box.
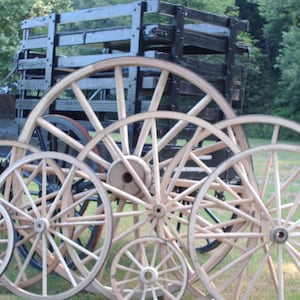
[75,110,244,298]
[189,143,300,300]
[0,151,112,300]
[0,202,15,276]
[110,236,188,299]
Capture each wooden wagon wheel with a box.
[188,143,300,300]
[162,114,300,254]
[0,151,113,300]
[74,110,243,298]
[0,202,15,276]
[19,114,103,270]
[15,56,246,297]
[110,236,188,299]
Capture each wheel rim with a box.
[0,151,112,300]
[189,143,300,299]
[110,236,188,299]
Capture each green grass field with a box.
[0,137,299,299]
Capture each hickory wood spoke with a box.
[242,243,277,300]
[285,242,300,271]
[161,140,230,194]
[42,234,47,296]
[15,233,41,285]
[209,239,270,286]
[266,167,300,211]
[271,124,281,144]
[41,157,48,217]
[134,69,169,157]
[103,181,153,208]
[115,66,129,155]
[203,192,263,227]
[14,169,42,218]
[272,150,282,224]
[51,188,101,220]
[111,216,153,245]
[46,233,78,288]
[46,164,76,219]
[194,221,251,254]
[6,161,41,208]
[49,229,99,261]
[150,118,162,202]
[141,94,213,162]
[233,159,275,223]
[71,82,121,160]
[36,116,111,169]
[166,126,203,194]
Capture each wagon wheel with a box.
[0,151,112,300]
[188,143,300,299]
[110,236,188,299]
[166,114,300,254]
[0,202,15,276]
[20,114,103,270]
[17,57,245,252]
[73,110,244,297]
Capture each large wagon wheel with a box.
[16,56,244,250]
[15,56,246,297]
[110,236,188,299]
[0,151,112,300]
[0,202,15,276]
[188,143,300,299]
[75,111,243,297]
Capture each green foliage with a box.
[0,0,299,130]
[275,27,300,124]
[0,0,73,82]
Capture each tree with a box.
[0,0,72,83]
[255,0,300,124]
[276,27,300,123]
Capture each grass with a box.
[0,137,299,299]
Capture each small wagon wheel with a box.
[110,236,188,299]
[75,110,243,297]
[0,151,112,300]
[0,202,15,276]
[19,114,103,270]
[189,143,300,299]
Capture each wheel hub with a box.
[107,156,152,195]
[33,218,50,233]
[140,266,158,285]
[152,204,166,218]
[271,226,289,243]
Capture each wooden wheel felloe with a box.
[189,144,300,300]
[0,151,113,300]
[110,236,188,299]
[0,202,15,276]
